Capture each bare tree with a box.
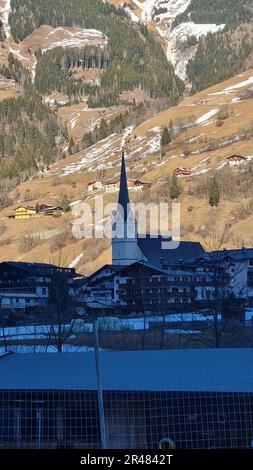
[45,270,82,352]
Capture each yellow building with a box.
[14,206,38,220]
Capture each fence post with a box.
[94,319,107,449]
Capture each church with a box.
[112,152,205,266]
[83,153,253,317]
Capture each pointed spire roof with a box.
[118,150,130,220]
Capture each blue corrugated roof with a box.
[0,349,252,393]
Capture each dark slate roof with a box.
[118,151,130,221]
[0,262,76,277]
[0,349,253,393]
[112,262,199,277]
[87,265,125,282]
[197,248,253,262]
[137,236,205,262]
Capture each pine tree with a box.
[209,178,220,207]
[161,127,172,147]
[61,193,70,212]
[99,118,109,140]
[170,175,181,200]
[68,138,75,155]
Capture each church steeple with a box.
[111,149,142,265]
[118,150,129,221]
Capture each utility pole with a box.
[94,319,107,449]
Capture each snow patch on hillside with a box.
[132,0,190,22]
[209,76,253,97]
[0,0,11,40]
[124,6,142,23]
[223,76,253,93]
[196,109,219,125]
[69,253,84,268]
[42,27,107,52]
[154,0,190,21]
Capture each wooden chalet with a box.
[226,155,247,164]
[173,167,192,176]
[87,181,103,192]
[12,206,38,220]
[128,179,151,191]
[38,205,64,216]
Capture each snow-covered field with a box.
[0,311,217,355]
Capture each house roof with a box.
[0,349,253,392]
[0,261,76,276]
[15,206,36,211]
[88,181,101,186]
[198,248,253,262]
[227,155,246,159]
[106,180,118,185]
[113,261,200,277]
[175,167,191,172]
[87,264,125,281]
[138,236,205,262]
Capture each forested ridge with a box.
[187,22,253,92]
[9,0,183,105]
[0,55,63,183]
[174,0,253,27]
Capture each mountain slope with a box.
[0,69,253,273]
[174,0,253,26]
[171,0,253,86]
[0,55,63,186]
[7,0,183,105]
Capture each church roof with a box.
[137,236,205,262]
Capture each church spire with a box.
[118,150,130,221]
[112,149,142,265]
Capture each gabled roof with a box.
[0,349,253,392]
[137,236,206,263]
[113,261,165,277]
[113,261,198,277]
[227,154,246,160]
[86,264,125,281]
